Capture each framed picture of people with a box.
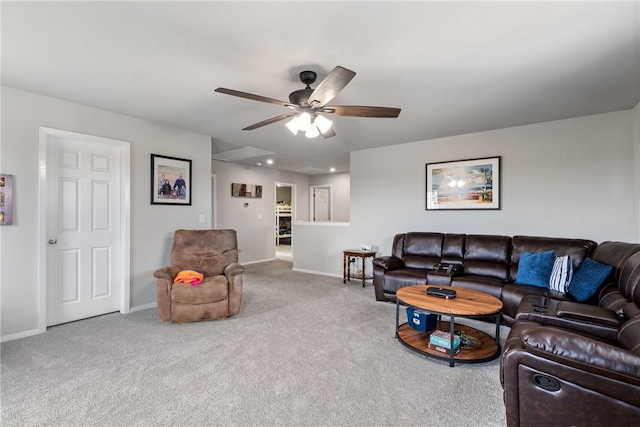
[150,154,192,205]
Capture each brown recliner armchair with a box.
[153,229,244,323]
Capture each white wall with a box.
[309,172,350,221]
[294,110,637,277]
[211,159,309,263]
[1,87,213,339]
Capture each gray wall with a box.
[293,109,638,277]
[211,159,310,263]
[1,86,214,339]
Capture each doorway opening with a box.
[275,182,295,262]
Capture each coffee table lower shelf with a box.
[396,320,501,365]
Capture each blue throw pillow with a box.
[515,250,556,287]
[569,258,613,302]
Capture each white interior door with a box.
[312,186,331,221]
[46,135,122,326]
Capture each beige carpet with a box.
[1,260,508,426]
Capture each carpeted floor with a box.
[1,260,508,426]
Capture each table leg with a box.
[343,253,347,284]
[361,255,366,287]
[395,298,400,336]
[495,312,501,343]
[449,316,456,368]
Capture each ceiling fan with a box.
[215,66,401,139]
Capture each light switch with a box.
[257,214,263,220]
[199,214,206,224]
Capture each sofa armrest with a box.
[153,265,181,281]
[556,301,621,328]
[224,262,245,278]
[520,326,640,382]
[224,262,244,316]
[515,297,620,343]
[154,265,180,321]
[372,256,404,271]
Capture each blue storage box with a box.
[406,307,437,332]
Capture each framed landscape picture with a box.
[151,154,192,205]
[426,156,500,210]
[0,174,13,225]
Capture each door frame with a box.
[310,184,333,221]
[274,182,296,256]
[211,173,217,229]
[37,127,131,334]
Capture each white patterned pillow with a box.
[549,255,573,293]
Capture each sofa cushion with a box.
[516,250,555,288]
[570,258,613,302]
[463,235,511,280]
[383,268,427,293]
[403,232,443,269]
[451,275,504,299]
[549,255,573,293]
[171,275,228,304]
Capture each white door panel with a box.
[47,136,121,326]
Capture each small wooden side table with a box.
[343,249,377,287]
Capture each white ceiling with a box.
[2,1,639,174]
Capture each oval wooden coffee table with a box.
[395,285,503,367]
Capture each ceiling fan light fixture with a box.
[314,115,333,134]
[305,125,320,138]
[296,112,312,131]
[285,117,299,135]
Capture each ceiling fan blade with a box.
[322,105,401,118]
[215,88,292,108]
[321,127,336,139]
[307,66,356,107]
[242,112,298,131]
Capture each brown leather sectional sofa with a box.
[373,232,640,425]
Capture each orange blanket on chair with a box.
[173,270,204,286]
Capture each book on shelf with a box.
[429,329,461,349]
[428,342,462,355]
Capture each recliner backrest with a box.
[464,234,511,280]
[170,229,239,277]
[402,232,443,269]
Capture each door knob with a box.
[48,238,57,245]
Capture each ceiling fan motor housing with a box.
[289,88,313,106]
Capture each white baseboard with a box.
[129,302,157,313]
[242,258,276,265]
[292,267,342,279]
[1,328,41,343]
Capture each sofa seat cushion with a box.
[451,275,504,299]
[383,268,427,293]
[171,275,228,304]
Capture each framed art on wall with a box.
[0,174,14,225]
[151,154,192,205]
[231,183,262,198]
[426,156,500,210]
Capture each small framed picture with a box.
[0,174,13,225]
[151,154,192,205]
